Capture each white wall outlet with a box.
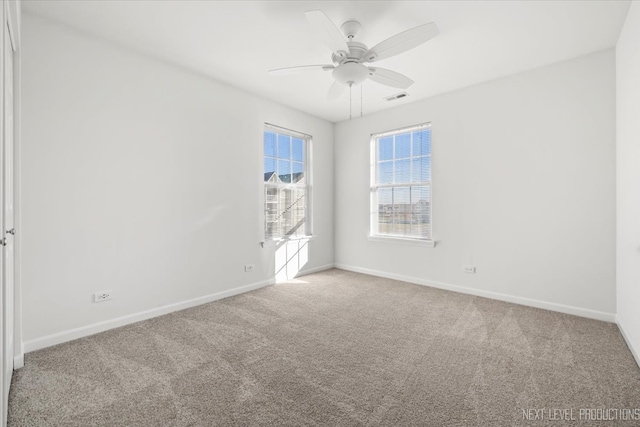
[463,265,476,274]
[244,264,255,272]
[94,290,112,303]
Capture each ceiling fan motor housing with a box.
[332,41,368,64]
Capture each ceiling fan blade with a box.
[368,67,414,89]
[327,81,345,100]
[269,65,334,75]
[305,10,350,58]
[362,22,439,63]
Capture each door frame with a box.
[4,0,20,373]
[1,0,19,425]
[7,0,21,376]
[3,0,15,396]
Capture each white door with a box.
[0,3,6,424]
[3,15,13,407]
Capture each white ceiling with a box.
[23,0,631,123]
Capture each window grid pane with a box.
[264,127,309,240]
[372,125,432,240]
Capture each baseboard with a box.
[23,264,616,355]
[616,317,640,369]
[23,278,275,354]
[334,264,616,322]
[296,263,335,277]
[13,353,24,370]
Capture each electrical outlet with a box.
[462,265,476,274]
[94,290,112,303]
[244,264,255,272]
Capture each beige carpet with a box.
[8,269,640,426]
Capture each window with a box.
[370,123,432,240]
[264,124,311,240]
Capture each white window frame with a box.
[369,122,435,246]
[263,123,313,242]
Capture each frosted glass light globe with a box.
[332,62,369,86]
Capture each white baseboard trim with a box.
[23,278,275,354]
[616,317,640,369]
[296,263,335,277]
[334,264,616,322]
[13,353,24,370]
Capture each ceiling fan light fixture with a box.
[332,62,369,86]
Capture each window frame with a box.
[263,123,313,242]
[369,122,434,245]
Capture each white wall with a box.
[335,50,616,320]
[20,14,334,348]
[616,1,640,365]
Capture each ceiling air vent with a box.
[385,92,409,101]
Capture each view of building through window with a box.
[264,126,310,240]
[371,124,432,240]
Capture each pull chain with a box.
[349,84,353,120]
[360,84,363,117]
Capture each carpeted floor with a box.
[8,269,640,426]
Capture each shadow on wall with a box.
[275,239,309,282]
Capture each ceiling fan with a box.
[270,10,439,100]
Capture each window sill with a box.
[260,235,314,248]
[367,235,437,248]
